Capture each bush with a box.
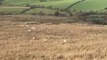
[47,5,53,9]
[30,5,37,9]
[59,9,64,12]
[38,11,45,16]
[54,11,59,16]
[48,13,54,16]
[90,18,107,25]
[59,13,69,17]
[26,4,30,7]
[32,13,37,15]
[104,7,107,9]
[40,5,45,8]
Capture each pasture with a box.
[1,0,107,14]
[3,0,80,9]
[70,0,107,11]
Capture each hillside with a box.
[2,0,80,9]
[1,0,107,15]
[0,0,80,15]
[2,0,107,11]
[70,0,107,11]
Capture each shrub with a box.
[40,5,45,8]
[59,13,68,17]
[60,9,63,11]
[48,13,54,16]
[47,5,53,9]
[30,5,37,9]
[38,11,45,16]
[104,7,107,9]
[90,18,107,25]
[32,13,37,15]
[26,4,30,7]
[54,11,59,16]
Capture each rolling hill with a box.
[70,0,107,11]
[2,0,80,9]
[1,0,107,14]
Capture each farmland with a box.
[1,0,107,14]
[0,7,29,14]
[1,0,107,60]
[2,0,80,9]
[70,0,107,11]
[0,0,80,14]
[0,15,107,60]
[24,8,56,15]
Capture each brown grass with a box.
[0,15,107,60]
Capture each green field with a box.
[35,0,80,9]
[1,0,107,14]
[1,0,80,14]
[0,8,26,14]
[24,8,56,15]
[70,0,107,11]
[2,0,80,9]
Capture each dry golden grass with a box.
[0,15,107,60]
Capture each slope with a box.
[70,0,107,11]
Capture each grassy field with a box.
[2,0,107,11]
[0,0,78,15]
[1,0,107,14]
[0,15,107,60]
[35,0,80,9]
[24,8,56,15]
[0,7,28,14]
[70,0,107,11]
[2,0,80,9]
